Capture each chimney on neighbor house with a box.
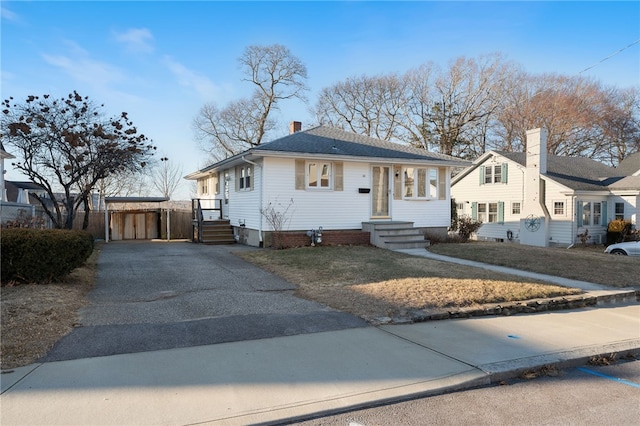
[526,128,547,174]
[289,121,302,134]
[520,128,550,247]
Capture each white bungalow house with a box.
[451,128,640,247]
[185,123,469,248]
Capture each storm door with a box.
[371,166,390,218]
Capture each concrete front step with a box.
[362,221,432,250]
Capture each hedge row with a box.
[1,228,94,284]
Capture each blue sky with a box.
[2,1,639,200]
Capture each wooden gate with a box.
[111,211,159,240]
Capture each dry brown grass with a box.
[428,242,639,288]
[0,245,100,370]
[236,245,582,320]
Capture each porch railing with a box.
[191,198,223,242]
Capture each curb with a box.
[370,290,640,325]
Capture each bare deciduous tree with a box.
[194,44,308,160]
[1,91,156,229]
[150,156,183,199]
[315,73,406,141]
[314,53,516,158]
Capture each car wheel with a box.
[610,249,628,255]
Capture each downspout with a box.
[568,194,576,249]
[241,156,263,244]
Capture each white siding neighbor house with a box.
[451,128,640,247]
[185,123,468,248]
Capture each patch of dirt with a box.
[0,246,100,370]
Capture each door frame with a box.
[370,165,391,219]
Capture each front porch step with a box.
[198,220,236,245]
[362,221,430,250]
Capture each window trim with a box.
[479,163,508,185]
[553,200,565,216]
[578,200,605,226]
[402,166,439,200]
[306,161,333,190]
[615,202,625,220]
[235,165,253,192]
[472,201,504,224]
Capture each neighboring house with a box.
[185,123,469,248]
[1,180,55,227]
[451,128,640,247]
[1,142,15,202]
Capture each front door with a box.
[371,166,390,218]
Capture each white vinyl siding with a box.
[259,157,451,231]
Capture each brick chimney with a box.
[289,121,302,134]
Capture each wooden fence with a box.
[72,209,192,241]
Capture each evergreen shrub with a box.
[1,228,94,284]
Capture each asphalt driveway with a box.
[41,241,367,362]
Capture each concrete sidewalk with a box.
[2,304,638,425]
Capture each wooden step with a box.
[198,220,236,245]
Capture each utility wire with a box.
[576,38,640,77]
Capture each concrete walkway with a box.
[2,304,638,425]
[395,248,613,292]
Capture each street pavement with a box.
[1,242,638,425]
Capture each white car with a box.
[604,241,640,256]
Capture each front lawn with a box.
[236,245,583,321]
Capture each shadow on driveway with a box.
[41,241,367,362]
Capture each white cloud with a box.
[113,28,155,54]
[162,55,220,101]
[40,46,144,107]
[1,6,20,22]
[42,53,125,86]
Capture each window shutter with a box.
[438,167,447,200]
[213,173,219,195]
[601,201,607,225]
[501,163,508,184]
[334,162,343,191]
[577,200,583,227]
[234,167,240,192]
[471,202,478,220]
[393,165,402,200]
[479,166,485,185]
[295,159,305,190]
[498,201,504,224]
[249,165,254,191]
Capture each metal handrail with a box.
[192,198,223,242]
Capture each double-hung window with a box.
[238,165,251,190]
[480,164,508,184]
[403,167,439,199]
[308,162,332,189]
[553,201,565,216]
[578,201,605,226]
[472,201,504,224]
[615,202,624,220]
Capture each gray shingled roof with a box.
[186,125,469,178]
[497,151,619,191]
[254,126,467,164]
[615,152,640,176]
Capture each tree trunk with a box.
[82,196,91,230]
